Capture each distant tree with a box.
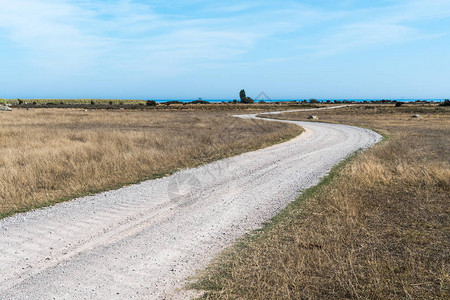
[239,89,254,104]
[239,89,246,102]
[309,98,319,104]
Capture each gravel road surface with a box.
[0,109,381,299]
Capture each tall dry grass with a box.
[193,105,450,299]
[0,108,302,218]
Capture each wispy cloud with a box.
[0,0,111,70]
[0,0,449,98]
[306,0,450,57]
[0,0,338,74]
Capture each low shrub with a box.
[162,101,183,106]
[439,99,450,106]
[190,100,209,104]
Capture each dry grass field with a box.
[193,105,449,299]
[0,108,302,218]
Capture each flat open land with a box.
[0,107,381,299]
[0,108,301,218]
[194,105,449,299]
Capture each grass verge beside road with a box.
[192,105,449,299]
[0,108,302,218]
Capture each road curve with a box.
[0,109,381,299]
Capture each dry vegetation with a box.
[3,98,322,111]
[3,98,147,105]
[0,108,302,218]
[193,105,450,299]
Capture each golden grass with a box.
[0,108,302,218]
[192,105,450,299]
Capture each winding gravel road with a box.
[0,108,381,299]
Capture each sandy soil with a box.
[0,109,381,299]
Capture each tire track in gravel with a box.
[0,106,381,299]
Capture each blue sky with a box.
[0,0,449,100]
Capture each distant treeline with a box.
[3,98,447,108]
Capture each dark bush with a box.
[162,101,183,106]
[395,101,403,107]
[109,101,113,105]
[190,100,209,104]
[309,98,320,104]
[91,101,95,105]
[17,99,23,105]
[439,99,450,106]
[146,100,157,106]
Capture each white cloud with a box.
[0,0,309,74]
[0,0,111,70]
[303,0,450,57]
[0,0,448,76]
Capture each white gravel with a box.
[0,108,381,299]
